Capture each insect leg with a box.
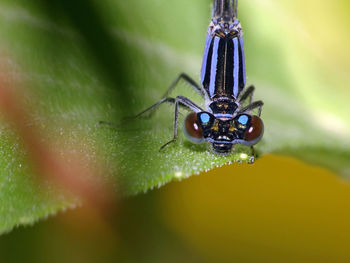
[249,146,256,164]
[160,96,204,150]
[162,73,205,98]
[239,85,255,104]
[139,73,203,120]
[238,100,264,117]
[99,97,175,128]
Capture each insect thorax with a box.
[209,97,238,116]
[201,19,246,100]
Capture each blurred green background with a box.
[0,0,350,262]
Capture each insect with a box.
[101,0,264,159]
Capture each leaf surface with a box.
[0,0,349,234]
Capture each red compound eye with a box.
[244,115,264,142]
[183,112,204,143]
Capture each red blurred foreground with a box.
[0,60,119,220]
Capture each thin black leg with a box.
[98,97,175,128]
[99,95,205,151]
[138,73,204,120]
[249,146,256,164]
[160,96,204,150]
[99,73,203,126]
[238,100,264,117]
[239,85,255,104]
[162,73,205,98]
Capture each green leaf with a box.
[0,0,350,234]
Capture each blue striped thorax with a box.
[201,20,245,100]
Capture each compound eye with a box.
[183,112,204,143]
[244,115,264,143]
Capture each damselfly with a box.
[101,0,264,158]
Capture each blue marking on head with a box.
[238,115,249,125]
[200,113,210,124]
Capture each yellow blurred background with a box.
[160,155,350,263]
